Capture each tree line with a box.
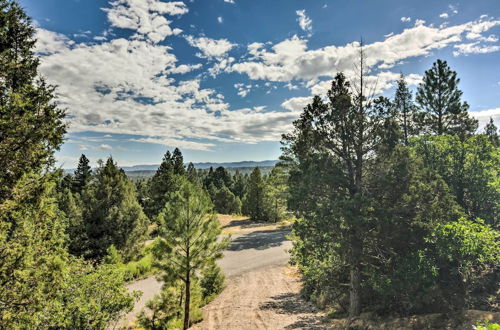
[281,46,499,318]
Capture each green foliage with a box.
[200,263,225,303]
[484,117,499,147]
[56,260,136,329]
[415,59,478,136]
[282,59,500,317]
[147,149,185,219]
[138,285,182,329]
[476,320,500,330]
[411,135,499,227]
[204,166,233,190]
[81,157,148,261]
[242,167,273,221]
[0,0,66,202]
[0,173,68,327]
[213,186,241,214]
[394,73,417,144]
[153,181,229,329]
[72,154,92,194]
[264,165,289,222]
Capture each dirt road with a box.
[192,216,327,329]
[123,216,327,329]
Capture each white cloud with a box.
[35,3,500,152]
[453,42,500,56]
[131,137,215,151]
[224,0,235,4]
[401,17,411,22]
[217,16,223,24]
[439,13,449,19]
[230,16,500,85]
[470,108,500,130]
[99,144,113,150]
[185,36,235,58]
[104,0,188,43]
[36,29,74,54]
[296,10,312,35]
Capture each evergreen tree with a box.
[394,73,416,144]
[242,167,269,221]
[153,181,229,329]
[0,3,135,327]
[82,157,148,261]
[484,117,499,147]
[265,166,289,222]
[415,59,477,136]
[72,154,92,194]
[172,147,186,175]
[0,0,66,202]
[213,186,241,214]
[230,170,247,199]
[282,45,400,316]
[147,150,183,218]
[186,162,200,185]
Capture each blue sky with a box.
[23,0,500,168]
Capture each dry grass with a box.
[217,214,292,235]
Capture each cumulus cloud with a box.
[230,16,500,86]
[224,0,235,4]
[35,2,500,153]
[401,17,411,22]
[99,144,113,150]
[453,42,500,56]
[296,10,312,35]
[470,108,500,130]
[104,0,187,43]
[36,29,74,54]
[217,16,223,24]
[185,36,235,58]
[439,13,449,19]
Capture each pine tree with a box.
[72,154,92,194]
[172,147,186,175]
[153,181,229,329]
[82,157,148,261]
[213,186,241,214]
[415,59,477,136]
[242,167,268,221]
[394,74,416,144]
[484,117,499,147]
[230,170,246,199]
[282,45,397,316]
[186,162,199,185]
[147,150,183,218]
[0,0,66,202]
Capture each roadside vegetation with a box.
[281,46,499,320]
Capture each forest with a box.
[0,0,498,329]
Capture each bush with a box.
[200,263,225,303]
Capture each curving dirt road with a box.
[122,216,327,329]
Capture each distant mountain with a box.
[64,160,279,174]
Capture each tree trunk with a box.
[183,272,191,330]
[349,234,362,317]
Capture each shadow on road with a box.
[260,293,329,329]
[227,228,290,251]
[223,218,275,229]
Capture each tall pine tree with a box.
[72,154,92,194]
[0,0,66,202]
[394,73,416,144]
[153,181,229,329]
[415,59,477,136]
